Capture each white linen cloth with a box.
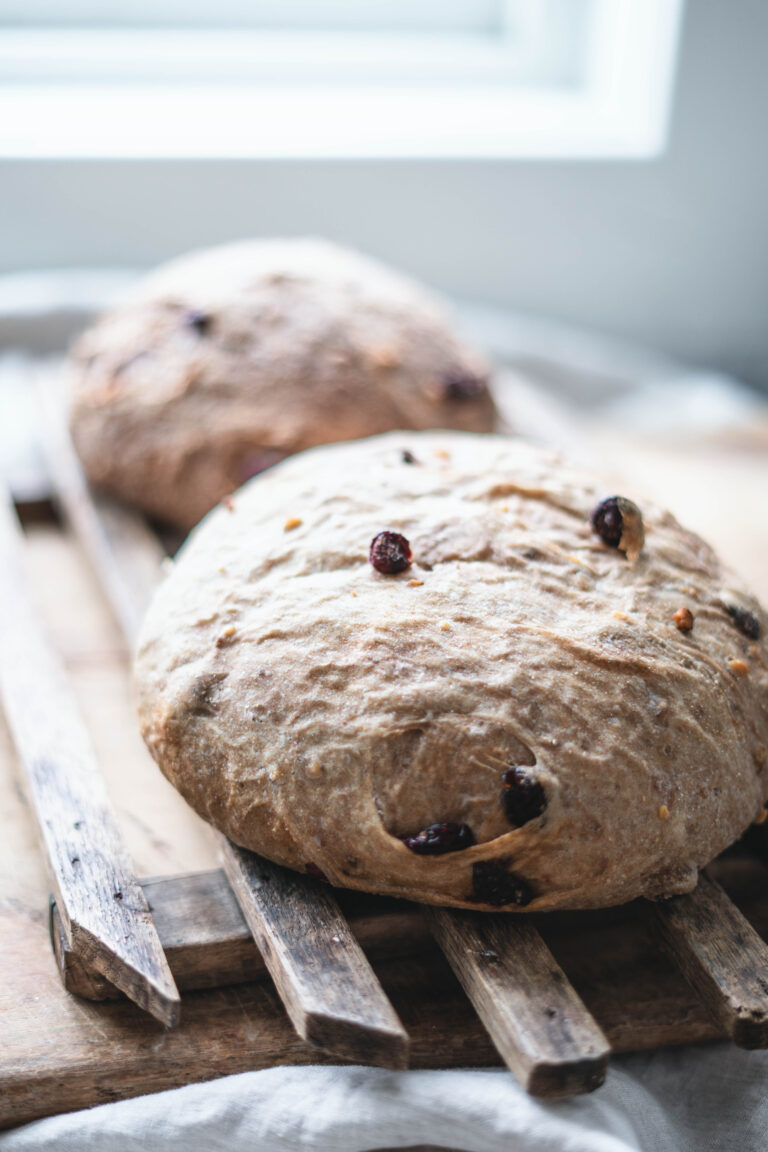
[2,1046,768,1152]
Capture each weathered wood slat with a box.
[221,841,410,1068]
[0,487,180,1027]
[652,870,768,1049]
[37,373,164,650]
[51,868,430,999]
[428,907,611,1097]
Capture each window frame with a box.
[0,0,684,159]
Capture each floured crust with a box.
[68,239,495,529]
[134,432,768,910]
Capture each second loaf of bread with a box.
[69,239,495,529]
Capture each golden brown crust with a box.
[134,432,768,910]
[69,239,495,529]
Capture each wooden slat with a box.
[428,907,610,1098]
[37,374,164,650]
[0,487,180,1027]
[652,870,768,1049]
[51,868,430,999]
[221,841,409,1068]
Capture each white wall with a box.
[1,0,768,389]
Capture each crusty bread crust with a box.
[135,432,768,910]
[69,239,494,529]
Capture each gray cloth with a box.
[2,1045,767,1152]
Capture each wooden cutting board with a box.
[3,412,768,1129]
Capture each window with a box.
[0,0,684,157]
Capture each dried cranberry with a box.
[590,497,623,547]
[304,863,329,883]
[442,371,488,401]
[726,605,761,641]
[590,496,644,561]
[471,861,532,906]
[369,531,412,574]
[183,309,211,336]
[502,767,547,826]
[402,822,475,855]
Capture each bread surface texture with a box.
[135,432,768,910]
[69,238,494,529]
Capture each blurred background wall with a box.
[1,0,767,390]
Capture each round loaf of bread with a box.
[69,239,494,530]
[135,432,768,911]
